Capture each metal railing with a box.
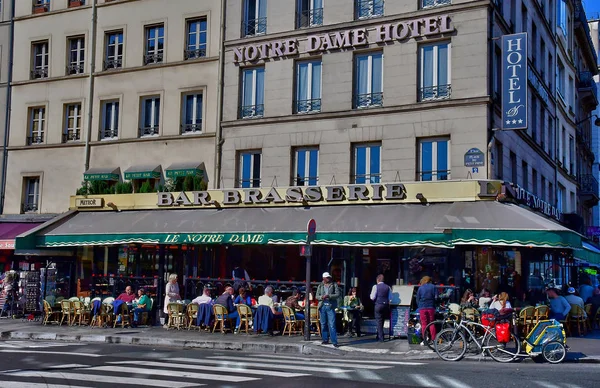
[297,8,323,28]
[184,48,206,60]
[417,170,451,181]
[352,174,381,184]
[243,17,267,37]
[237,178,261,188]
[579,174,599,196]
[66,63,85,75]
[579,71,598,102]
[295,99,322,113]
[356,0,384,19]
[30,68,48,79]
[181,123,202,134]
[421,0,451,8]
[355,92,383,108]
[101,129,118,139]
[103,58,122,70]
[22,202,39,213]
[144,53,163,65]
[419,84,451,101]
[240,104,264,118]
[26,135,44,145]
[139,126,160,137]
[90,274,159,299]
[293,176,319,186]
[63,130,80,142]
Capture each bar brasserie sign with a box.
[233,15,454,63]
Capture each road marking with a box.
[0,341,84,349]
[535,382,562,388]
[409,373,439,387]
[355,369,382,381]
[1,382,90,388]
[437,375,472,388]
[0,364,91,374]
[170,357,351,374]
[249,353,426,366]
[208,355,392,369]
[4,371,201,387]
[0,350,103,357]
[89,366,259,383]
[108,360,309,378]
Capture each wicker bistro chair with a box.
[72,301,89,326]
[282,305,304,336]
[310,306,321,336]
[187,303,200,330]
[59,300,74,326]
[167,303,186,330]
[236,304,253,334]
[569,305,587,336]
[114,303,132,328]
[462,307,480,322]
[584,304,593,332]
[212,304,234,334]
[534,305,549,323]
[90,303,112,328]
[43,300,60,325]
[519,306,536,335]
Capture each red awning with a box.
[0,223,42,250]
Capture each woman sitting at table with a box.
[343,287,363,337]
[234,287,252,306]
[488,291,512,312]
[460,289,477,308]
[132,288,151,327]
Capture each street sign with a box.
[307,219,316,236]
[300,244,312,257]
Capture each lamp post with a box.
[574,114,600,126]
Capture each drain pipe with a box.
[0,0,16,214]
[214,0,226,189]
[84,0,98,172]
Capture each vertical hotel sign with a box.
[501,33,528,130]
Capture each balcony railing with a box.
[144,53,163,65]
[30,68,48,79]
[101,129,118,139]
[352,174,381,184]
[578,71,598,103]
[184,48,206,60]
[22,202,39,213]
[293,176,319,186]
[238,179,261,188]
[67,63,85,75]
[243,17,267,37]
[297,8,324,28]
[27,135,44,145]
[139,126,159,137]
[355,92,383,108]
[295,99,322,113]
[63,130,80,142]
[418,170,451,181]
[240,104,264,119]
[419,84,452,101]
[421,0,451,8]
[181,123,202,134]
[579,174,599,199]
[103,58,122,70]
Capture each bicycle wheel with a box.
[434,328,467,362]
[542,341,566,364]
[485,330,521,363]
[423,320,454,350]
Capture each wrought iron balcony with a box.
[181,122,202,134]
[421,0,451,8]
[295,99,322,113]
[139,126,160,137]
[356,0,384,19]
[26,135,44,145]
[184,48,206,60]
[103,58,122,70]
[238,178,261,189]
[101,129,118,139]
[66,63,85,75]
[419,84,452,101]
[240,104,264,119]
[63,130,80,142]
[293,176,319,186]
[144,53,163,65]
[297,8,323,28]
[417,170,451,181]
[352,174,381,184]
[355,92,383,108]
[22,202,39,213]
[579,174,600,206]
[578,71,598,106]
[243,17,267,37]
[30,68,48,79]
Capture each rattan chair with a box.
[236,304,253,334]
[569,305,587,336]
[519,306,536,335]
[534,305,549,323]
[43,300,60,325]
[59,300,74,326]
[282,305,303,336]
[187,303,200,330]
[90,303,112,328]
[114,303,132,328]
[167,303,185,330]
[212,304,233,334]
[310,306,321,336]
[72,301,88,326]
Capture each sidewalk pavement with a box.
[1,319,599,362]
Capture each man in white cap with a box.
[565,287,586,317]
[315,272,341,348]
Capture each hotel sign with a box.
[502,33,528,130]
[233,15,454,63]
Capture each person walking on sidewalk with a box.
[370,274,392,343]
[316,272,341,348]
[416,276,438,346]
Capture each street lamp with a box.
[574,114,600,126]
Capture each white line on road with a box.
[0,364,91,374]
[535,382,563,388]
[437,375,472,388]
[170,357,352,374]
[355,369,383,381]
[409,373,439,387]
[89,365,259,383]
[1,382,90,388]
[0,350,103,358]
[208,355,393,369]
[249,353,426,366]
[107,360,309,378]
[4,371,201,387]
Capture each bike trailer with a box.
[524,319,567,355]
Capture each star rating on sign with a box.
[506,120,511,125]
[518,119,523,124]
[512,120,517,124]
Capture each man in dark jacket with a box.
[215,286,240,331]
[370,274,392,342]
[316,272,341,347]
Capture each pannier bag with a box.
[495,322,511,343]
[481,313,496,327]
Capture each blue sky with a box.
[584,0,600,19]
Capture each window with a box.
[419,41,451,101]
[238,150,261,188]
[181,93,203,134]
[353,143,381,183]
[547,53,553,89]
[297,0,323,28]
[540,40,546,78]
[530,95,537,142]
[33,0,49,13]
[64,103,82,142]
[569,135,574,175]
[493,45,501,101]
[31,41,49,79]
[496,140,503,180]
[540,108,546,151]
[139,96,160,137]
[510,151,517,184]
[531,24,537,67]
[354,52,383,108]
[28,107,45,145]
[243,0,267,37]
[548,119,554,158]
[541,176,546,201]
[23,177,40,213]
[355,0,383,19]
[558,0,567,35]
[240,67,265,118]
[104,31,123,70]
[144,24,164,65]
[185,18,207,60]
[561,126,566,166]
[296,60,322,113]
[522,161,528,190]
[101,100,119,139]
[557,184,565,213]
[557,60,565,100]
[549,182,553,204]
[521,4,527,33]
[568,76,574,110]
[68,0,85,7]
[532,169,538,195]
[421,0,451,9]
[66,36,85,76]
[293,147,319,186]
[418,138,450,181]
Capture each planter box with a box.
[33,5,49,14]
[69,0,84,7]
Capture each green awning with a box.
[84,167,120,181]
[451,229,581,249]
[165,162,205,179]
[124,165,161,180]
[574,242,600,265]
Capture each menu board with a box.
[389,306,410,337]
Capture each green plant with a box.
[175,175,206,191]
[76,180,115,195]
[138,180,156,193]
[115,181,133,194]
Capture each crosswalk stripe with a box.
[356,369,382,381]
[437,375,472,388]
[0,341,83,348]
[535,382,562,388]
[250,353,426,366]
[89,365,260,383]
[1,382,89,388]
[0,350,103,358]
[5,371,201,387]
[170,357,352,374]
[409,373,438,387]
[108,360,309,378]
[0,365,90,374]
[208,355,392,370]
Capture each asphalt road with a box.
[0,339,598,387]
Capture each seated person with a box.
[132,288,150,327]
[234,287,252,306]
[460,289,477,308]
[546,288,571,321]
[343,287,363,337]
[284,289,305,320]
[258,286,283,316]
[215,286,240,330]
[116,286,136,303]
[191,287,213,305]
[478,288,492,309]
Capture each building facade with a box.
[0,0,14,214]
[589,16,600,230]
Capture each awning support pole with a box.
[304,253,311,341]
